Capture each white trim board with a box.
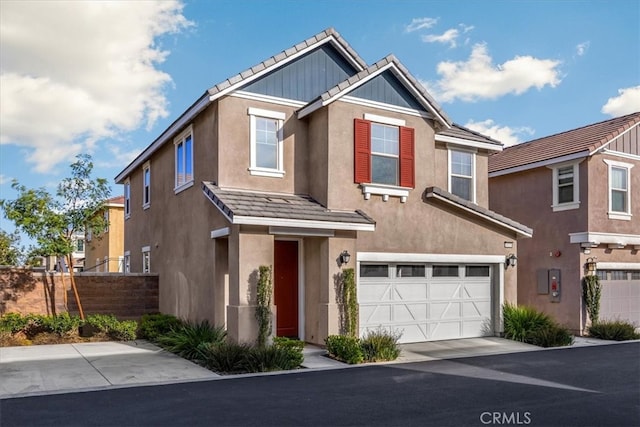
[357,252,506,264]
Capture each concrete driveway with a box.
[1,336,612,399]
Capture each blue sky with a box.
[1,0,639,238]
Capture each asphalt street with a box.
[1,342,638,427]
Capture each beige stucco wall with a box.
[85,205,125,272]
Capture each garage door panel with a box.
[360,304,391,324]
[394,303,427,322]
[463,300,491,317]
[430,302,461,319]
[430,283,462,299]
[359,284,392,302]
[463,282,491,298]
[430,322,461,340]
[395,283,428,301]
[463,319,489,337]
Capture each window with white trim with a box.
[248,107,285,177]
[604,159,633,220]
[124,251,131,273]
[550,163,580,211]
[174,126,194,192]
[142,162,151,209]
[124,179,131,218]
[104,210,109,233]
[448,148,475,202]
[142,246,150,273]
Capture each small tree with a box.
[342,268,358,338]
[0,229,22,266]
[255,265,273,347]
[0,154,111,319]
[583,275,602,325]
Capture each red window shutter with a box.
[354,119,371,183]
[399,126,415,188]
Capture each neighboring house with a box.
[489,113,640,333]
[42,231,85,272]
[84,196,126,272]
[115,28,531,345]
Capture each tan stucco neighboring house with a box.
[115,28,531,345]
[84,196,125,272]
[489,112,640,333]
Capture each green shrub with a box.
[156,320,227,361]
[84,314,137,341]
[503,303,554,342]
[360,328,402,362]
[273,336,304,367]
[0,312,29,334]
[46,313,82,336]
[246,344,303,372]
[588,320,640,341]
[325,334,363,364]
[23,314,49,339]
[525,323,574,347]
[198,341,253,374]
[138,313,183,341]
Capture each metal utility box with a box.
[549,269,561,302]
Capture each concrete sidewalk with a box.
[0,336,620,399]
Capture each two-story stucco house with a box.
[115,28,531,345]
[489,113,640,333]
[84,196,126,272]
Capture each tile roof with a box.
[207,28,368,100]
[489,112,640,174]
[202,182,375,230]
[106,195,125,205]
[437,123,503,147]
[425,186,533,238]
[299,54,452,126]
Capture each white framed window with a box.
[550,162,580,211]
[124,179,131,219]
[448,148,475,202]
[142,246,150,273]
[604,159,633,220]
[103,210,109,233]
[142,162,151,209]
[248,107,285,178]
[174,125,194,193]
[371,122,400,186]
[75,239,84,252]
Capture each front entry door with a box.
[274,240,299,338]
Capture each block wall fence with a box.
[0,267,159,320]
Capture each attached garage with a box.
[358,254,505,344]
[597,267,640,327]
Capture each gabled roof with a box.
[425,186,533,238]
[436,123,503,151]
[202,182,375,231]
[207,27,367,102]
[106,195,125,206]
[489,112,640,176]
[297,54,452,127]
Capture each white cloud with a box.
[97,144,144,169]
[405,17,439,33]
[601,86,640,117]
[576,41,590,56]
[464,119,535,147]
[421,29,460,48]
[459,24,475,34]
[0,174,10,185]
[0,1,192,173]
[427,43,562,103]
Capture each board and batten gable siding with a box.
[605,122,639,155]
[240,44,357,102]
[350,70,424,111]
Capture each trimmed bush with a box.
[0,313,29,334]
[138,313,183,342]
[198,341,253,374]
[325,335,363,364]
[273,336,304,367]
[503,303,554,342]
[525,323,574,347]
[360,329,402,362]
[246,345,303,372]
[45,313,82,337]
[588,320,640,341]
[156,320,227,360]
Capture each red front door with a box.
[274,240,299,338]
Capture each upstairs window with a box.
[604,159,633,220]
[174,126,194,193]
[550,163,579,211]
[248,108,285,178]
[449,149,475,202]
[75,239,84,252]
[354,116,414,188]
[124,180,131,218]
[142,246,150,273]
[142,162,151,209]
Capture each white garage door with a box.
[359,263,493,343]
[598,269,640,326]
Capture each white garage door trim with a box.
[357,253,505,344]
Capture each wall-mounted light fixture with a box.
[505,254,517,268]
[339,250,351,266]
[585,257,597,273]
